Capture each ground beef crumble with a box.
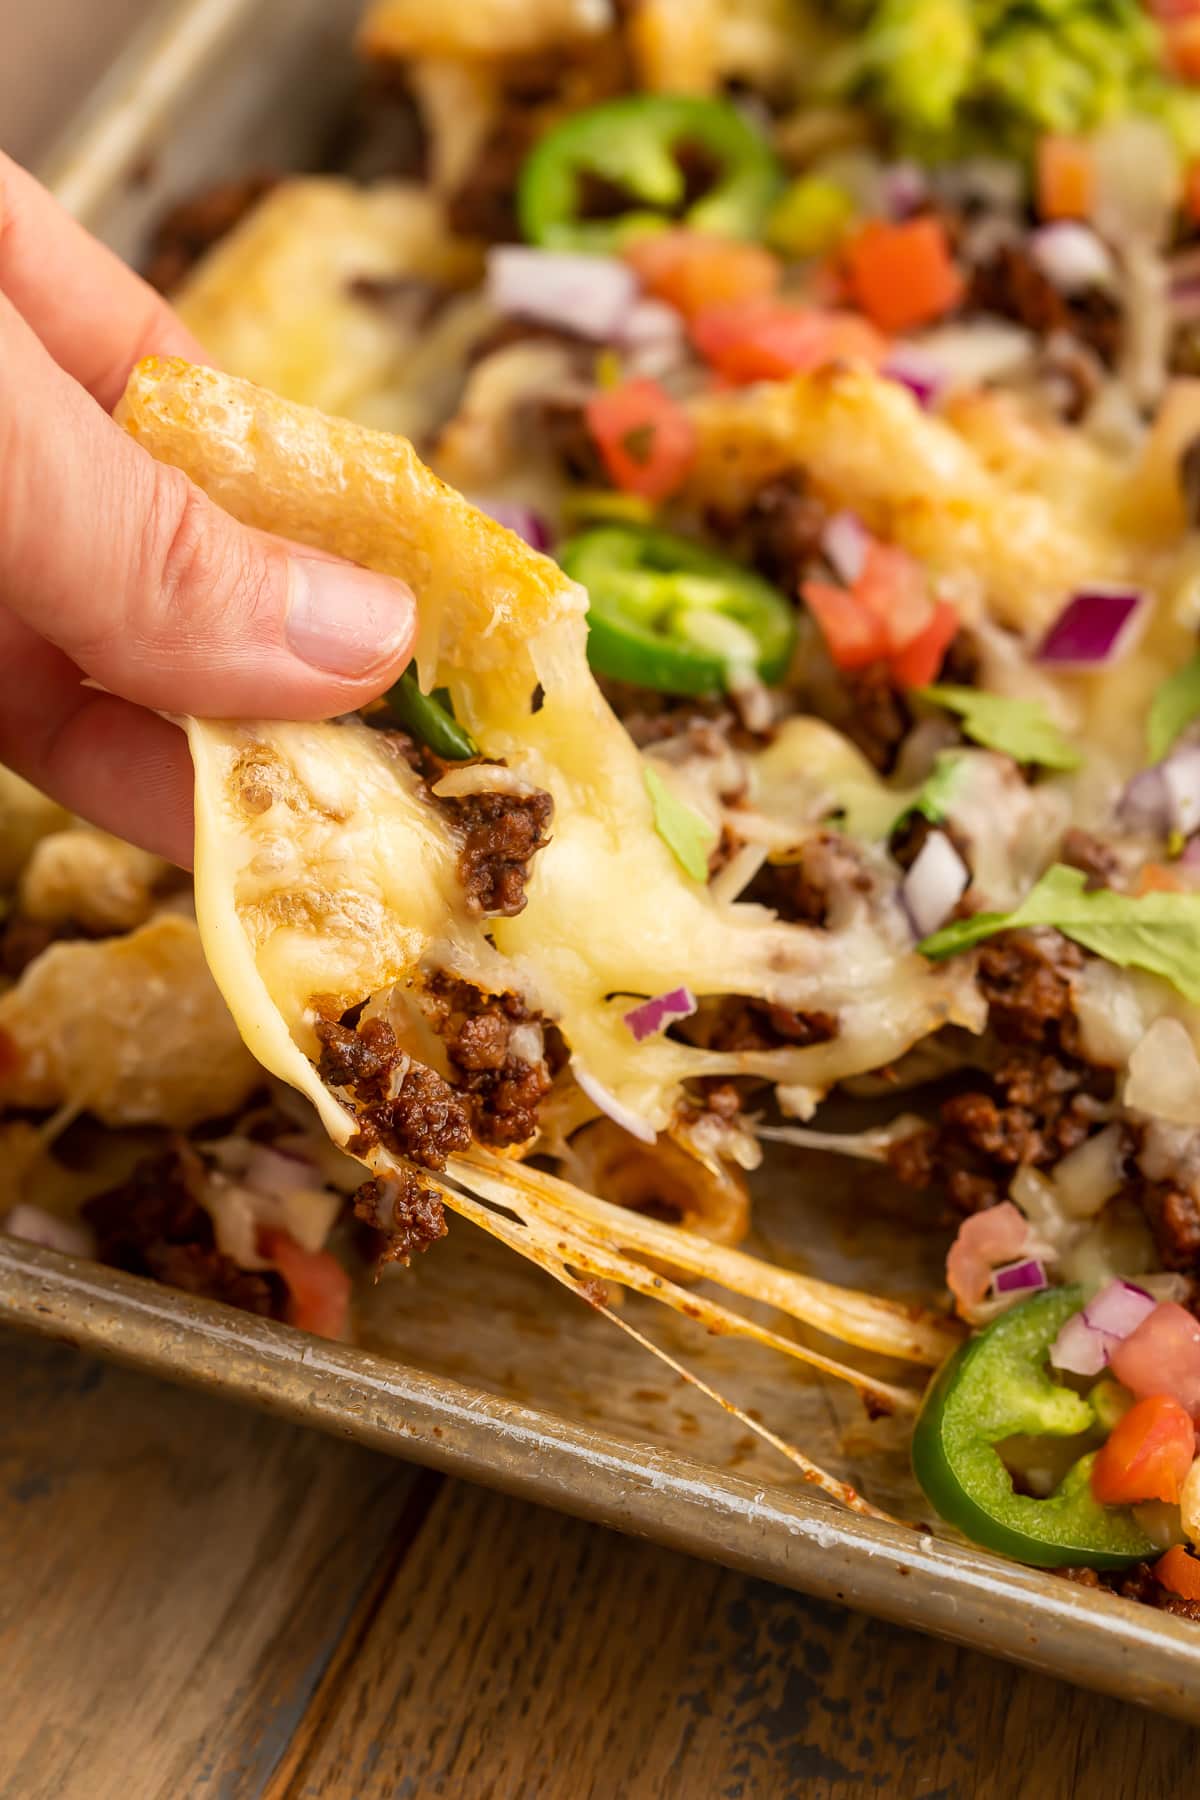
[887,931,1117,1214]
[967,241,1122,366]
[368,729,554,918]
[316,1017,473,1170]
[447,788,554,918]
[353,1170,447,1267]
[83,1149,285,1318]
[423,971,566,1148]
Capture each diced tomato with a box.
[1167,17,1200,79]
[1091,1394,1196,1505]
[855,541,933,650]
[625,230,781,319]
[842,218,964,335]
[890,600,959,688]
[1137,862,1186,894]
[260,1228,352,1341]
[1037,136,1094,222]
[585,379,696,502]
[690,299,887,385]
[802,578,890,669]
[1154,1543,1200,1601]
[1111,1302,1200,1419]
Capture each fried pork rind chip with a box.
[685,367,1137,635]
[173,180,483,436]
[0,768,69,888]
[358,0,616,60]
[19,828,167,936]
[0,914,260,1129]
[116,357,966,1509]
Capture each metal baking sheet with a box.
[9,0,1200,1721]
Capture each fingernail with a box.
[285,557,416,677]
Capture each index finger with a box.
[0,151,206,412]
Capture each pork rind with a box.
[174,180,483,435]
[0,914,260,1129]
[358,0,615,61]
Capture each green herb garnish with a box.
[643,764,717,883]
[920,685,1082,771]
[1147,652,1200,763]
[919,862,1200,1001]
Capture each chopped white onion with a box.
[2,1204,93,1259]
[1125,1017,1200,1127]
[572,1059,657,1144]
[508,1021,546,1065]
[432,764,535,800]
[621,298,686,377]
[1051,1123,1127,1220]
[1030,223,1115,294]
[900,830,970,938]
[487,246,638,342]
[821,511,869,584]
[893,319,1033,398]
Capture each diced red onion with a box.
[622,986,698,1043]
[883,349,943,410]
[900,830,970,938]
[1084,1277,1157,1338]
[821,511,869,584]
[3,1204,93,1259]
[1036,588,1144,667]
[991,1257,1048,1295]
[475,498,552,552]
[881,160,929,219]
[1050,1308,1111,1377]
[1050,1277,1158,1376]
[572,1059,657,1144]
[1121,744,1200,838]
[487,246,638,341]
[1030,223,1115,295]
[1163,746,1200,837]
[1118,763,1170,834]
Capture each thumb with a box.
[0,295,416,718]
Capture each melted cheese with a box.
[121,358,980,1138]
[174,181,482,437]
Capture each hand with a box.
[0,155,418,867]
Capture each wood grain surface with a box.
[0,1329,1193,1800]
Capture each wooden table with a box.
[1,1328,1193,1799]
[0,5,1197,1792]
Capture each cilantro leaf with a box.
[644,764,717,882]
[1147,652,1200,763]
[919,863,1200,1001]
[919,685,1082,771]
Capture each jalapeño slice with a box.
[518,94,782,256]
[560,524,796,697]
